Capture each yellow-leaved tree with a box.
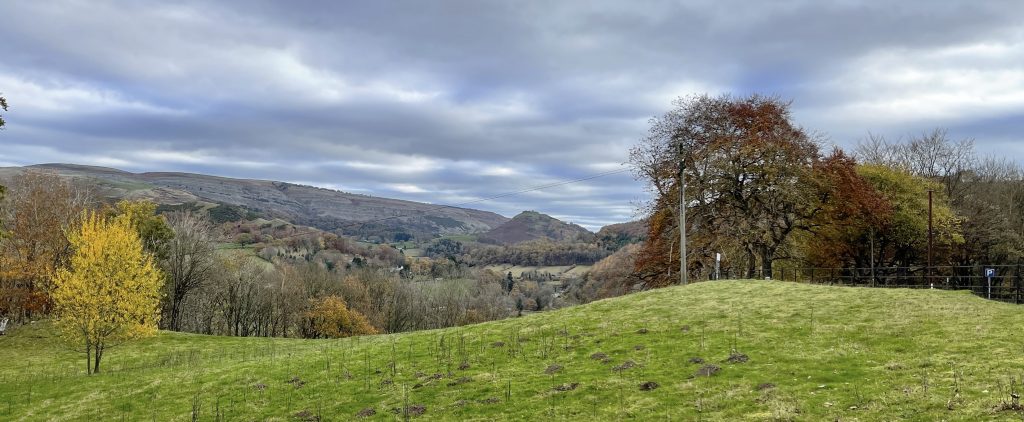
[52,211,163,374]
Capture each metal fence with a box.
[710,264,1024,305]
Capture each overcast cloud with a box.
[1,1,1023,230]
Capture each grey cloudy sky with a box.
[1,1,1023,230]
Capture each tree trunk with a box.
[93,344,104,374]
[745,246,757,279]
[760,247,774,280]
[169,297,182,331]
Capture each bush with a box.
[302,295,377,338]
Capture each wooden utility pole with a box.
[928,190,934,284]
[679,146,687,285]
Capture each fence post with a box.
[781,268,785,281]
[1016,262,1022,305]
[810,268,815,284]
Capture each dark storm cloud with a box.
[1,0,1022,229]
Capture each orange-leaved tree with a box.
[0,170,93,321]
[302,295,377,338]
[630,94,823,286]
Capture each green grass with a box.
[438,234,478,243]
[3,281,1024,420]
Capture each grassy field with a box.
[482,264,592,279]
[3,281,1024,421]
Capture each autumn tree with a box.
[0,171,93,321]
[52,211,163,374]
[800,150,893,270]
[857,165,962,269]
[301,295,377,338]
[630,94,823,285]
[575,243,640,300]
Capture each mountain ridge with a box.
[0,163,509,240]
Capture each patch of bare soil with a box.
[545,364,564,375]
[726,353,749,364]
[553,382,580,392]
[447,376,472,387]
[613,360,638,372]
[293,409,319,421]
[286,376,306,389]
[390,404,426,417]
[355,407,376,418]
[639,381,659,391]
[694,364,721,377]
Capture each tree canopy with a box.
[631,94,825,285]
[52,211,164,374]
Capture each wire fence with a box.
[709,264,1024,305]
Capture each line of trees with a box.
[0,171,530,345]
[629,94,1024,288]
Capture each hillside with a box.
[479,211,595,245]
[596,219,646,250]
[0,164,508,240]
[3,281,1023,420]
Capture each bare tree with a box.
[857,129,975,202]
[161,212,216,331]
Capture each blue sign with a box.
[985,268,996,278]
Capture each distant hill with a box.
[0,163,508,240]
[596,219,647,250]
[479,210,595,244]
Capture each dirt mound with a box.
[726,353,749,363]
[391,404,426,417]
[293,409,319,421]
[544,364,564,375]
[553,382,580,392]
[613,360,637,372]
[694,364,721,377]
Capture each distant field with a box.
[483,264,592,279]
[438,234,478,242]
[3,281,1024,420]
[402,248,424,257]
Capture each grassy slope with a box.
[2,281,1024,421]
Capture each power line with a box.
[271,167,632,240]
